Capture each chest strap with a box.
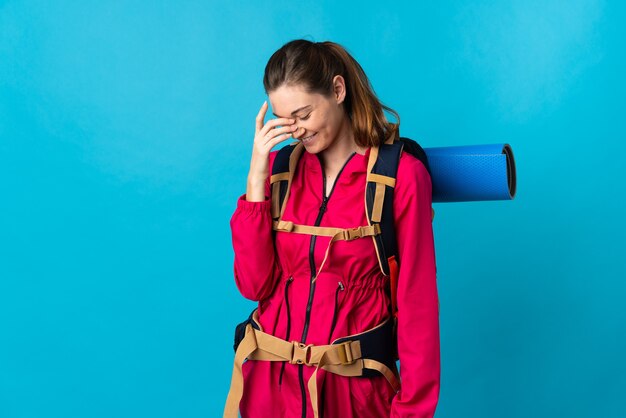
[223,309,400,418]
[272,221,382,282]
[273,220,381,241]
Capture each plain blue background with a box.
[1,1,625,417]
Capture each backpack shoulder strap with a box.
[270,141,304,221]
[397,136,432,178]
[367,135,433,272]
[365,130,434,319]
[365,141,403,277]
[397,136,434,222]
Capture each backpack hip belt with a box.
[223,309,400,418]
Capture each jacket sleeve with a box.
[390,154,441,418]
[229,151,283,301]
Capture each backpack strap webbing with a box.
[365,140,403,278]
[366,129,435,321]
[225,308,400,418]
[270,141,303,220]
[273,221,383,282]
[273,220,381,241]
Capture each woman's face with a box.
[268,77,347,154]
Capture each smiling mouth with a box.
[300,133,317,143]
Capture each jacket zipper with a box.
[327,281,345,344]
[320,284,346,417]
[278,277,294,388]
[298,152,356,418]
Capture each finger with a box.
[264,117,295,134]
[255,101,268,134]
[266,131,295,148]
[290,126,305,139]
[260,117,296,136]
[262,128,293,146]
[263,124,299,145]
[267,124,297,140]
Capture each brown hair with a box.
[263,39,400,148]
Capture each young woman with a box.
[226,39,440,418]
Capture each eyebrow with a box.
[272,105,312,118]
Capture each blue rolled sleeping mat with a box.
[422,143,517,203]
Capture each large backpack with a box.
[269,126,434,320]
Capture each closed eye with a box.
[300,114,311,120]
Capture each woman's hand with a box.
[246,101,298,202]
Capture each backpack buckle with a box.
[290,341,312,365]
[275,220,294,232]
[343,227,363,241]
[337,341,356,364]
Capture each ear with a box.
[332,75,347,104]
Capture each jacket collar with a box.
[301,146,371,175]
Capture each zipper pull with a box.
[320,196,329,214]
[284,276,294,291]
[334,281,344,302]
[327,281,345,344]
